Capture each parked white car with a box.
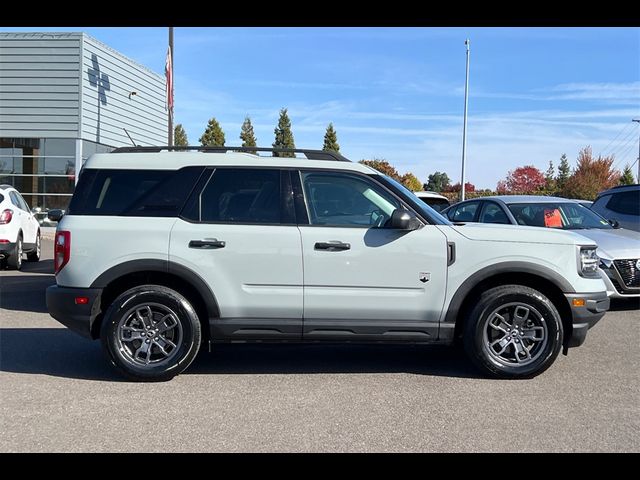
[47,147,609,381]
[413,191,451,213]
[0,184,41,269]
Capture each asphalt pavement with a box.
[0,239,638,452]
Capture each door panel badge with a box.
[419,272,430,283]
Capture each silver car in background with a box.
[442,195,640,299]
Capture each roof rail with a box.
[605,183,639,190]
[0,184,13,189]
[110,145,351,162]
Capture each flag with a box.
[165,46,173,113]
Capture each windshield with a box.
[507,202,613,230]
[375,175,452,225]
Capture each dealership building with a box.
[0,32,167,211]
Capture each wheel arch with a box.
[445,262,574,346]
[90,260,220,340]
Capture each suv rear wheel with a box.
[463,285,563,379]
[100,285,202,382]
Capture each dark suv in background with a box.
[591,184,640,232]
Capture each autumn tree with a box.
[199,118,225,146]
[239,116,257,154]
[401,172,422,191]
[322,123,340,152]
[358,159,401,181]
[556,153,571,189]
[425,171,451,192]
[619,164,635,185]
[174,124,188,146]
[497,165,546,193]
[444,182,475,193]
[273,108,295,157]
[560,146,620,200]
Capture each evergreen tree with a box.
[619,164,635,185]
[556,153,571,189]
[199,118,225,147]
[272,108,295,157]
[174,124,188,146]
[425,171,451,192]
[239,116,257,154]
[322,123,340,152]
[545,160,556,191]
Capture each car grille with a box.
[613,259,640,289]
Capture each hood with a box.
[573,228,640,260]
[449,223,596,246]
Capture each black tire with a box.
[7,234,23,270]
[463,285,563,379]
[100,285,202,382]
[26,231,41,262]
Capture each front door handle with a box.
[189,239,226,249]
[314,241,351,251]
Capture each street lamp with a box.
[633,119,640,183]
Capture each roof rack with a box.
[110,146,350,162]
[605,183,639,190]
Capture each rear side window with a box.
[68,167,204,216]
[606,191,640,216]
[184,168,286,224]
[0,194,3,203]
[450,201,480,222]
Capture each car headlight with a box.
[579,246,599,277]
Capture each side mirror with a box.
[608,218,620,229]
[390,209,417,230]
[47,209,64,222]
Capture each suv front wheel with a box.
[463,285,563,379]
[101,285,202,382]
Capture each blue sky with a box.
[5,27,640,188]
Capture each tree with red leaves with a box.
[444,182,475,193]
[496,165,546,193]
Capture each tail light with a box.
[0,209,13,224]
[54,231,71,274]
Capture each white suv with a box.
[46,147,609,381]
[0,185,41,269]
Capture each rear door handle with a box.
[314,241,351,251]
[189,239,226,249]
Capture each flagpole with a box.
[168,27,174,146]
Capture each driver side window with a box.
[301,172,401,227]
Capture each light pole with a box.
[633,119,640,183]
[460,39,470,201]
[168,27,174,146]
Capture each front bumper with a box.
[564,291,609,348]
[46,285,103,339]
